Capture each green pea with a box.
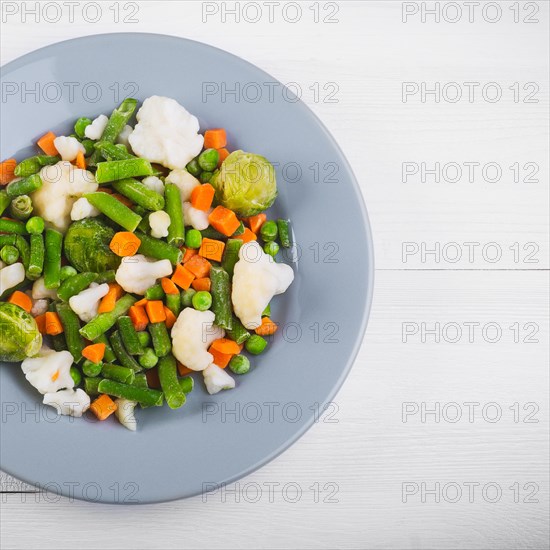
[260,220,278,242]
[74,117,92,138]
[25,216,45,235]
[229,355,250,375]
[137,331,151,347]
[245,335,267,355]
[192,290,212,311]
[0,245,20,265]
[199,171,213,183]
[82,359,103,377]
[59,265,78,282]
[186,158,201,177]
[185,229,202,249]
[181,288,196,308]
[264,241,279,257]
[198,148,219,172]
[139,347,158,369]
[70,366,82,386]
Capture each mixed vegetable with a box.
[0,96,294,430]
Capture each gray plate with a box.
[0,33,374,504]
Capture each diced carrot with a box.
[217,147,230,167]
[182,247,198,263]
[75,151,86,170]
[177,362,194,376]
[90,394,117,421]
[163,306,177,329]
[34,313,47,334]
[134,297,148,307]
[208,205,240,237]
[111,193,133,208]
[37,131,58,156]
[255,316,279,336]
[204,128,227,150]
[160,277,179,295]
[235,227,257,243]
[184,254,211,278]
[191,277,211,292]
[246,213,267,234]
[82,343,106,364]
[0,159,17,185]
[109,232,141,257]
[190,183,215,211]
[210,338,241,355]
[98,284,120,314]
[45,312,64,335]
[199,238,225,262]
[129,305,149,331]
[7,290,32,313]
[171,264,195,290]
[208,346,232,369]
[145,368,161,389]
[145,300,166,323]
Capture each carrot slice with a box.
[90,394,117,421]
[98,283,123,313]
[129,305,149,331]
[82,343,106,364]
[0,159,17,185]
[184,254,211,278]
[75,151,86,169]
[109,232,141,257]
[7,290,32,313]
[37,132,58,156]
[190,184,215,211]
[208,346,232,369]
[208,205,240,237]
[235,227,257,243]
[145,300,166,323]
[210,338,241,355]
[191,277,211,292]
[255,316,279,336]
[217,148,230,167]
[199,238,225,262]
[160,277,179,295]
[171,264,195,290]
[204,129,227,150]
[177,362,194,376]
[247,213,267,234]
[45,312,63,335]
[163,306,177,329]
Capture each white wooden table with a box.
[1,2,548,548]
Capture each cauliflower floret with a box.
[171,309,225,371]
[85,114,109,140]
[203,364,236,395]
[31,298,49,317]
[149,210,171,239]
[128,96,204,170]
[232,241,294,329]
[69,282,109,322]
[70,197,101,221]
[115,255,173,295]
[141,176,165,195]
[115,398,138,431]
[165,169,200,202]
[0,263,25,295]
[53,136,85,162]
[117,124,133,149]
[21,349,74,394]
[43,388,90,417]
[33,161,98,231]
[32,277,58,300]
[183,202,212,230]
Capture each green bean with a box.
[14,155,59,178]
[137,331,150,347]
[0,245,19,264]
[262,303,271,317]
[82,359,102,377]
[165,293,181,317]
[135,231,182,264]
[138,347,158,369]
[200,227,227,241]
[70,366,82,386]
[117,316,144,355]
[57,272,98,301]
[10,195,33,220]
[56,302,85,363]
[27,234,44,279]
[74,117,92,138]
[0,190,11,216]
[221,239,243,278]
[277,219,291,248]
[92,333,117,363]
[84,192,142,231]
[95,159,154,183]
[94,141,135,161]
[0,234,29,269]
[112,178,164,211]
[98,379,164,407]
[148,322,172,357]
[145,283,165,301]
[95,270,116,284]
[158,355,186,409]
[84,377,101,396]
[109,330,142,372]
[59,265,77,281]
[210,266,232,330]
[25,216,44,235]
[79,294,136,340]
[164,183,185,246]
[178,376,194,394]
[44,228,63,289]
[6,174,42,198]
[0,218,27,235]
[225,314,251,345]
[101,363,135,384]
[132,372,148,388]
[100,98,137,143]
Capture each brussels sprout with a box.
[64,218,121,273]
[0,302,42,361]
[210,150,277,217]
